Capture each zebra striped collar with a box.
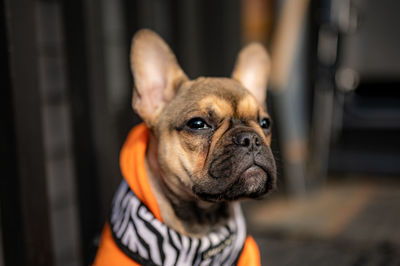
[110,180,247,266]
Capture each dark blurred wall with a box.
[124,0,241,79]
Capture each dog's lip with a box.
[240,159,268,177]
[240,163,276,193]
[193,164,275,202]
[241,165,265,177]
[239,165,266,185]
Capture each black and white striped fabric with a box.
[110,180,247,266]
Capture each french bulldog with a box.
[94,29,277,266]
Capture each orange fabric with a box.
[94,223,140,266]
[119,123,162,221]
[93,123,261,265]
[237,236,261,266]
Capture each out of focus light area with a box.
[1,0,400,265]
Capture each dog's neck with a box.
[145,132,232,237]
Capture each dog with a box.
[94,29,276,266]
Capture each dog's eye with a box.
[260,118,271,130]
[186,118,210,130]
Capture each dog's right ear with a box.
[130,29,188,128]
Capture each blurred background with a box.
[1,0,400,265]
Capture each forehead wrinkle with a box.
[198,95,234,118]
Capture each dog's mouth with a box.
[239,164,267,188]
[230,162,276,199]
[193,161,276,203]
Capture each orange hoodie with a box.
[93,123,261,266]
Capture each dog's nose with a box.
[233,132,261,151]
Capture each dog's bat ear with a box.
[130,29,188,128]
[232,43,270,107]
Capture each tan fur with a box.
[199,96,234,118]
[237,95,260,119]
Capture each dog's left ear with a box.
[232,43,270,107]
[130,29,188,128]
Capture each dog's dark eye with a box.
[186,118,210,130]
[260,118,271,130]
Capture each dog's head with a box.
[131,29,276,202]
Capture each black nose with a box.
[233,132,261,151]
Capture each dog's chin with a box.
[238,166,268,193]
[193,166,275,203]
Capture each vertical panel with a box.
[0,0,24,264]
[3,0,54,264]
[177,0,202,78]
[35,1,82,265]
[61,0,102,263]
[83,0,122,227]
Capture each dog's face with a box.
[131,30,276,202]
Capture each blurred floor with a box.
[243,175,400,266]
